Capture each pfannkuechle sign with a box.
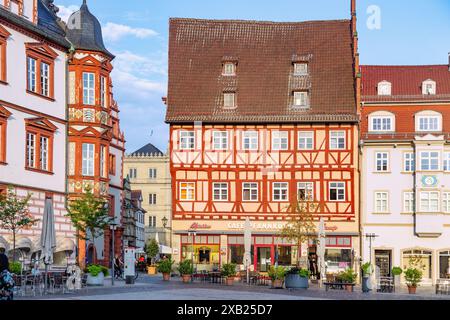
[189,222,212,230]
[226,222,338,231]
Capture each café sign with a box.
[227,222,338,231]
[189,223,212,230]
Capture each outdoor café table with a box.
[377,277,394,293]
[323,282,355,291]
[209,272,223,284]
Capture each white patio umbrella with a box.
[243,217,252,284]
[40,198,57,294]
[317,218,326,286]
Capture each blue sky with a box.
[54,0,450,153]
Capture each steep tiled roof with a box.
[361,65,450,103]
[130,143,164,156]
[166,18,358,123]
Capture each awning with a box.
[12,237,32,252]
[159,245,172,255]
[55,237,76,254]
[0,236,9,251]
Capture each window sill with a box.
[371,212,391,215]
[26,90,55,102]
[25,167,54,175]
[400,171,415,174]
[373,171,391,174]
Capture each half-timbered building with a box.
[166,3,361,273]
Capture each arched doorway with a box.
[87,245,96,265]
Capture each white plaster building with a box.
[361,63,450,285]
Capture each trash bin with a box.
[125,275,135,285]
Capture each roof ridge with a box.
[169,17,351,25]
[361,64,448,68]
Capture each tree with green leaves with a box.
[280,201,317,267]
[66,185,113,266]
[145,238,160,265]
[0,186,38,262]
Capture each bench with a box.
[436,279,450,295]
[324,282,355,292]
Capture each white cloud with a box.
[102,22,158,42]
[56,4,79,22]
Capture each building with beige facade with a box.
[124,143,172,249]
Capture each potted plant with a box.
[268,266,286,289]
[221,263,237,286]
[86,264,109,286]
[145,238,160,275]
[361,262,372,293]
[8,261,22,275]
[178,259,194,283]
[404,268,422,294]
[157,258,174,281]
[392,266,402,288]
[338,268,357,292]
[284,267,310,289]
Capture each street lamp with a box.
[162,216,168,228]
[110,220,118,286]
[161,216,172,248]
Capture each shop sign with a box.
[227,222,284,230]
[189,223,212,230]
[325,226,338,231]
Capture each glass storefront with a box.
[325,249,352,272]
[439,251,450,279]
[181,235,220,271]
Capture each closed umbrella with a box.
[243,217,252,284]
[40,198,57,294]
[317,218,326,286]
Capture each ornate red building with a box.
[166,1,361,273]
[65,1,125,267]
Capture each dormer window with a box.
[422,80,436,95]
[377,81,391,96]
[415,111,442,132]
[223,92,236,108]
[293,91,309,108]
[293,63,308,76]
[223,62,236,76]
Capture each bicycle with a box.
[114,267,138,281]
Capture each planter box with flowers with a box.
[361,262,373,293]
[221,263,237,286]
[268,266,286,289]
[158,258,174,281]
[86,264,109,286]
[337,268,357,292]
[285,267,310,289]
[178,259,194,283]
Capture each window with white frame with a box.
[149,194,157,205]
[375,192,389,213]
[82,143,95,176]
[213,131,228,150]
[149,216,157,228]
[444,153,450,171]
[404,153,415,172]
[298,131,314,150]
[420,191,439,212]
[100,75,107,108]
[100,145,107,178]
[370,116,393,132]
[149,168,157,179]
[375,152,389,172]
[82,72,95,105]
[26,132,35,168]
[223,63,236,76]
[213,183,228,201]
[422,80,436,95]
[377,81,392,96]
[330,131,346,150]
[272,131,288,150]
[242,183,258,201]
[329,182,345,201]
[180,131,195,150]
[273,182,288,201]
[40,62,50,97]
[242,131,258,150]
[223,92,236,108]
[180,182,195,201]
[39,136,49,171]
[293,63,308,76]
[417,115,441,132]
[443,193,450,213]
[404,192,415,213]
[440,192,450,213]
[420,151,440,171]
[129,168,137,179]
[293,91,309,107]
[298,182,314,201]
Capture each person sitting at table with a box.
[31,261,41,276]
